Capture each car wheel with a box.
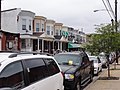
[73,78,82,90]
[74,81,81,90]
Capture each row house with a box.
[33,16,47,52]
[1,8,86,53]
[18,10,35,51]
[54,23,63,51]
[67,28,86,51]
[1,8,35,51]
[33,17,55,53]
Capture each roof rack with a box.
[0,51,52,58]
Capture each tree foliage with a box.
[85,23,120,55]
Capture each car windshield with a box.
[54,54,82,66]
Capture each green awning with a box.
[68,43,81,48]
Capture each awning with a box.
[68,43,81,48]
[20,34,38,39]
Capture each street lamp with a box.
[94,9,114,32]
[93,9,112,12]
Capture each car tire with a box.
[73,77,82,90]
[74,81,81,90]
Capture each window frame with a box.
[43,58,60,76]
[23,58,50,85]
[36,23,40,32]
[22,19,26,30]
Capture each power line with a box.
[105,0,115,19]
[102,0,113,19]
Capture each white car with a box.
[99,52,108,68]
[89,56,102,75]
[0,51,64,90]
[99,56,108,68]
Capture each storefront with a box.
[0,30,20,51]
[68,42,83,51]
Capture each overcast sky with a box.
[1,0,120,34]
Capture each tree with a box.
[85,23,120,78]
[86,23,120,55]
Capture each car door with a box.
[22,58,63,90]
[82,55,91,80]
[43,58,63,90]
[80,56,87,82]
[22,58,50,90]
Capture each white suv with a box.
[0,52,64,90]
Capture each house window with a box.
[42,24,44,32]
[47,26,50,35]
[56,29,58,35]
[22,19,26,30]
[60,30,62,36]
[51,26,54,35]
[51,31,53,35]
[36,23,39,32]
[29,20,31,31]
[21,39,26,48]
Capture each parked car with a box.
[0,51,64,90]
[98,52,108,68]
[89,56,102,75]
[109,52,116,64]
[98,55,108,68]
[54,51,94,90]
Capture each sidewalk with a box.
[85,60,120,90]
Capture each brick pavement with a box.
[85,59,120,90]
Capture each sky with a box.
[1,0,120,34]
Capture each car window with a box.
[0,61,25,89]
[93,60,98,63]
[82,55,89,65]
[44,58,60,76]
[25,58,49,84]
[97,58,101,63]
[54,54,81,65]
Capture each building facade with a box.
[33,16,47,52]
[54,23,63,51]
[1,8,21,51]
[1,8,87,53]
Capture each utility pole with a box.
[115,0,117,33]
[115,0,118,65]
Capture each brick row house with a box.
[1,8,86,53]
